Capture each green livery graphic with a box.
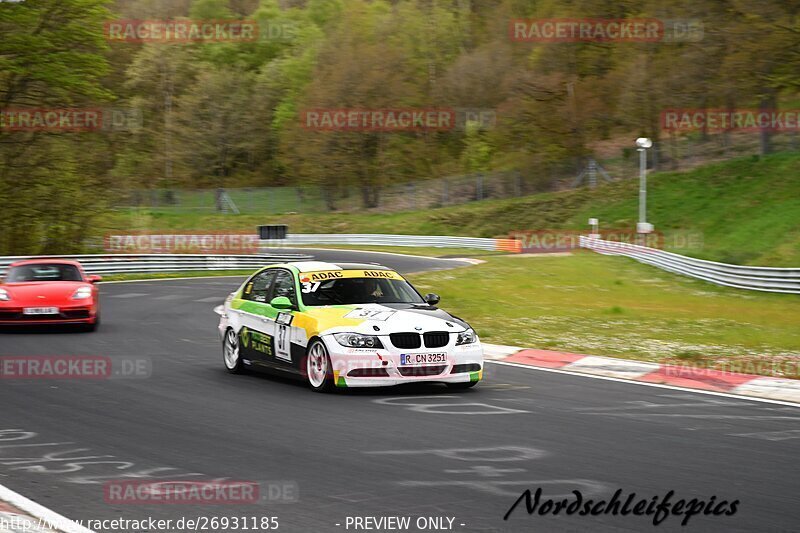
[240,326,274,357]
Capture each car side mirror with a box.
[270,296,293,310]
[424,293,440,306]
[88,275,102,283]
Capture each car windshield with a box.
[300,277,425,306]
[6,264,83,282]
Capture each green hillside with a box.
[112,152,800,266]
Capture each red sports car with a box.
[0,259,101,330]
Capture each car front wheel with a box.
[306,340,334,393]
[81,314,99,332]
[223,328,243,373]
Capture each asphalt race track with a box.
[1,251,798,532]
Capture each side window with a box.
[242,270,278,303]
[271,270,298,308]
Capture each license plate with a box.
[23,307,59,315]
[400,353,447,366]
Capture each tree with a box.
[0,0,112,254]
[169,67,258,191]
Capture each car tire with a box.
[306,339,334,393]
[223,327,244,374]
[446,381,478,390]
[82,315,99,332]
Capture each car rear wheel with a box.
[223,328,243,373]
[306,340,334,393]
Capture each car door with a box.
[267,269,300,365]
[237,268,279,367]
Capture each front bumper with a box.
[0,305,97,325]
[323,334,484,388]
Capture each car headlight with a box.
[0,289,9,301]
[333,333,384,349]
[456,328,477,345]
[71,287,93,300]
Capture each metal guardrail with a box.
[261,233,521,252]
[580,236,800,294]
[0,253,312,277]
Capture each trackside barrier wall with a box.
[260,234,522,252]
[0,253,312,277]
[580,236,800,294]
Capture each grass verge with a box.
[406,252,800,378]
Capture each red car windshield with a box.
[6,264,84,282]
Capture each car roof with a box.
[285,261,392,273]
[9,259,83,268]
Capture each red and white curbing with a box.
[483,344,800,404]
[0,501,58,533]
[0,484,93,533]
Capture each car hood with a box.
[308,303,470,336]
[0,282,90,303]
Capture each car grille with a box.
[423,331,450,348]
[2,315,55,321]
[0,308,90,321]
[390,332,421,349]
[451,363,482,374]
[0,310,46,321]
[398,365,446,377]
[63,310,91,319]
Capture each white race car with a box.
[216,261,483,392]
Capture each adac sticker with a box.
[300,270,403,283]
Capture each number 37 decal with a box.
[301,282,321,293]
[275,312,293,362]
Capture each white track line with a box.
[487,360,800,408]
[0,484,94,533]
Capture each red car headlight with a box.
[71,287,93,300]
[0,288,10,301]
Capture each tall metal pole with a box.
[638,147,647,225]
